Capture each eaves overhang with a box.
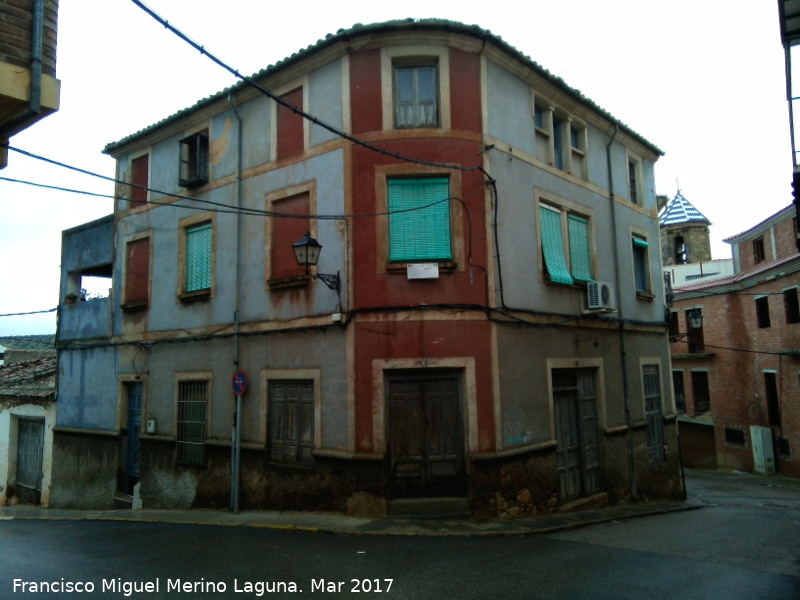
[102,19,663,157]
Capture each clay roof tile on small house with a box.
[103,19,662,157]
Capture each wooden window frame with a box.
[178,213,215,302]
[179,130,209,188]
[121,232,152,312]
[129,153,149,205]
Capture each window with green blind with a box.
[540,205,593,285]
[185,222,212,292]
[388,177,451,262]
[567,214,592,282]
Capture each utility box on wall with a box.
[750,426,775,475]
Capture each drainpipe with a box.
[228,92,243,513]
[0,0,44,137]
[606,123,638,500]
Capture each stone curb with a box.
[0,500,704,538]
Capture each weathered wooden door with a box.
[16,418,45,504]
[388,374,465,498]
[553,369,602,502]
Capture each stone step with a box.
[113,494,133,509]
[389,497,470,519]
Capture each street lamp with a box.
[687,309,703,330]
[669,308,703,343]
[292,231,340,292]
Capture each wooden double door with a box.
[553,368,603,502]
[388,373,466,498]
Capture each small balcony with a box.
[58,216,113,342]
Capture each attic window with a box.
[753,237,765,264]
[179,131,209,188]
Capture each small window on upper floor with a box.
[569,123,586,178]
[552,115,565,171]
[753,237,765,264]
[130,154,149,204]
[277,87,305,159]
[784,288,800,323]
[394,63,438,129]
[532,98,587,179]
[755,296,771,328]
[179,131,209,188]
[632,235,650,295]
[179,218,214,301]
[628,158,640,205]
[122,236,151,312]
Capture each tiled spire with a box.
[659,191,711,227]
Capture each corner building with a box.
[51,20,682,516]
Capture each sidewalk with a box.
[0,496,704,537]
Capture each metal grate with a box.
[643,365,665,463]
[177,380,207,466]
[17,418,45,492]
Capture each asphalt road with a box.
[1,469,798,600]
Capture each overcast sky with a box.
[0,0,792,336]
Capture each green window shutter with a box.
[568,214,593,282]
[388,178,451,262]
[186,223,212,292]
[632,236,649,249]
[540,206,574,285]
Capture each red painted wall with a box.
[349,49,383,134]
[346,45,494,455]
[353,318,496,453]
[449,48,482,132]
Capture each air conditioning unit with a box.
[586,281,616,312]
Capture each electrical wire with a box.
[129,0,495,182]
[0,308,57,318]
[3,145,467,221]
[0,176,115,200]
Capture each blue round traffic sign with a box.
[232,370,248,396]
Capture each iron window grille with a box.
[643,365,665,463]
[176,380,207,466]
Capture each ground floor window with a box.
[643,365,665,463]
[268,380,314,464]
[176,380,207,466]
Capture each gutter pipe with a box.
[228,92,243,513]
[0,0,44,137]
[606,123,638,500]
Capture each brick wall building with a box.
[670,205,800,477]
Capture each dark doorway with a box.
[553,368,602,502]
[388,372,465,498]
[125,382,143,495]
[16,417,45,505]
